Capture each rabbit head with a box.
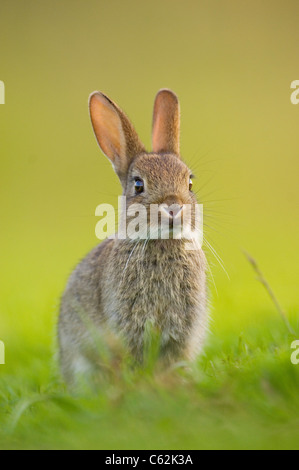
[89,89,199,241]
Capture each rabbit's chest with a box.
[105,242,205,347]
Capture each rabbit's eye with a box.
[134,178,144,194]
[189,177,193,191]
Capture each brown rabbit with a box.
[58,89,208,384]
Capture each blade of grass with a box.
[244,251,296,337]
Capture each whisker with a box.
[203,236,230,280]
[122,241,140,279]
[205,254,218,297]
[142,237,150,256]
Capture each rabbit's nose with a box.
[161,204,183,219]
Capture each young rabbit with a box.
[58,89,208,384]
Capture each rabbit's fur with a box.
[58,89,208,384]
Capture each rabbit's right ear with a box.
[152,89,180,156]
[89,92,145,185]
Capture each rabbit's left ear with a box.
[152,89,180,156]
[89,92,146,185]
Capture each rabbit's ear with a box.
[152,89,180,156]
[89,92,146,184]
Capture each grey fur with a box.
[58,90,208,385]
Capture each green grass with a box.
[0,244,298,450]
[0,306,298,450]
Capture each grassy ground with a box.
[0,215,298,451]
[0,270,298,450]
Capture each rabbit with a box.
[58,89,208,385]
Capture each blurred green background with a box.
[0,0,298,450]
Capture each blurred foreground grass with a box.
[0,269,298,450]
[0,219,298,450]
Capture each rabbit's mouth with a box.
[122,201,202,243]
[145,222,193,241]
